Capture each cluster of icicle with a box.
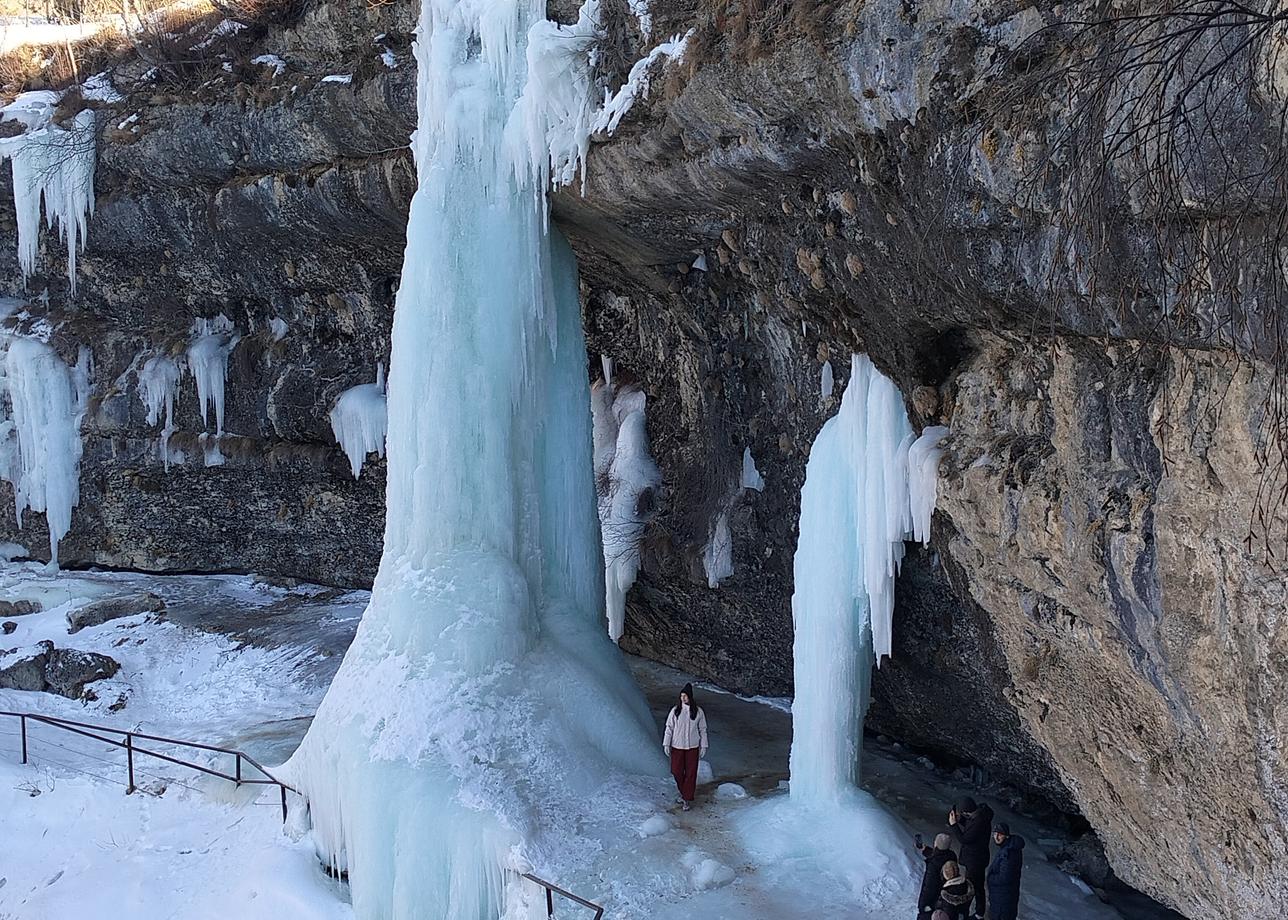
[0,91,97,291]
[789,354,949,804]
[282,0,659,916]
[591,359,660,642]
[328,364,388,478]
[0,325,91,568]
[135,316,241,469]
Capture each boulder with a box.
[1,621,15,635]
[0,599,41,618]
[0,640,120,699]
[66,592,166,634]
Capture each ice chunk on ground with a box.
[714,782,746,800]
[692,858,735,890]
[80,72,123,103]
[639,814,672,837]
[186,316,240,436]
[697,759,713,784]
[740,446,764,491]
[328,364,387,478]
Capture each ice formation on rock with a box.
[790,354,947,802]
[740,447,764,491]
[590,31,692,136]
[591,377,660,641]
[820,359,834,400]
[1,338,89,566]
[186,316,240,436]
[909,426,950,544]
[328,365,388,479]
[285,1,658,915]
[702,509,733,588]
[138,354,181,469]
[0,91,97,291]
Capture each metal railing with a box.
[522,873,605,918]
[1,711,604,914]
[0,710,296,822]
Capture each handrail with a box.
[522,873,605,918]
[0,710,296,822]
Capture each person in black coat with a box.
[916,833,957,916]
[948,797,994,920]
[985,822,1025,920]
[935,861,975,920]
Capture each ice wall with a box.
[328,365,388,478]
[286,1,658,916]
[2,338,89,566]
[591,378,660,641]
[0,92,97,291]
[789,355,948,803]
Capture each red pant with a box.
[670,746,700,802]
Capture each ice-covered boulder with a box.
[0,598,41,617]
[0,639,120,699]
[66,592,165,634]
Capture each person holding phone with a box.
[948,797,994,919]
[916,832,957,916]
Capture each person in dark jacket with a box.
[935,861,975,920]
[917,833,957,916]
[985,822,1026,920]
[948,797,994,919]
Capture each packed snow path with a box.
[0,567,1139,920]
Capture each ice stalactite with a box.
[740,447,764,491]
[703,509,733,588]
[789,354,948,803]
[328,364,388,478]
[284,0,658,916]
[2,338,90,567]
[909,426,950,544]
[186,316,239,437]
[138,354,181,470]
[0,92,97,291]
[820,359,834,400]
[591,376,660,642]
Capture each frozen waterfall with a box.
[789,355,947,803]
[283,0,657,916]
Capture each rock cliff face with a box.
[0,0,1283,916]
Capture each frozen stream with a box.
[0,566,1136,918]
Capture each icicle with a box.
[328,364,389,478]
[0,94,97,292]
[908,426,950,544]
[703,509,733,588]
[4,337,86,567]
[600,354,613,387]
[186,316,239,436]
[820,359,834,399]
[138,354,181,470]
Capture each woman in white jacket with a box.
[663,682,708,810]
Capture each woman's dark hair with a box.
[673,682,699,720]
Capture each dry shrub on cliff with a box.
[994,0,1288,556]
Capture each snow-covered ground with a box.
[0,566,1126,919]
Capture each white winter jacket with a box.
[663,704,708,753]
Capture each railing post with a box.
[280,784,288,824]
[20,714,27,764]
[235,753,242,786]
[125,732,135,794]
[546,886,554,919]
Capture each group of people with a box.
[917,798,1026,920]
[658,687,1027,919]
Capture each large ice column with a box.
[591,378,660,641]
[789,355,948,803]
[4,338,88,566]
[286,0,657,916]
[0,93,97,291]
